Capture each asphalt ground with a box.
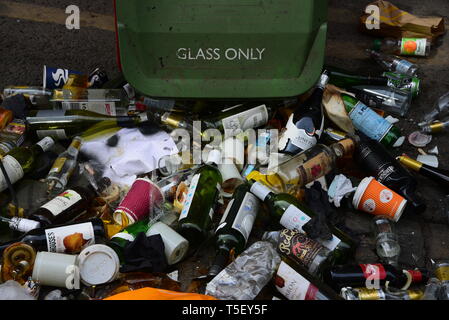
[0,0,449,294]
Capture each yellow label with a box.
[357,288,383,300]
[49,157,67,174]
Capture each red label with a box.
[116,179,163,222]
[305,284,318,300]
[360,264,387,280]
[407,270,422,283]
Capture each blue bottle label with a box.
[349,102,392,142]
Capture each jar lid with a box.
[77,244,120,286]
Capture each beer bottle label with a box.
[400,38,427,56]
[280,205,342,251]
[0,155,24,191]
[295,152,333,186]
[49,157,67,174]
[40,189,83,217]
[278,229,325,270]
[45,222,95,254]
[275,261,319,300]
[178,174,200,221]
[348,102,392,142]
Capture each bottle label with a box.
[216,199,235,231]
[111,232,136,242]
[0,155,24,191]
[249,181,272,201]
[37,136,55,152]
[360,264,387,280]
[222,105,268,136]
[280,205,342,251]
[275,261,319,300]
[178,173,201,221]
[295,152,333,186]
[395,60,414,75]
[278,229,325,270]
[41,189,83,217]
[61,101,118,116]
[349,102,393,142]
[45,222,95,253]
[279,114,319,152]
[231,192,259,242]
[400,38,427,56]
[49,157,67,174]
[36,129,68,140]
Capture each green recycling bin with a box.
[114,0,328,99]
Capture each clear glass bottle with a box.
[373,38,431,57]
[372,216,401,267]
[46,136,83,196]
[367,49,418,77]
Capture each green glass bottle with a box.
[248,180,354,264]
[208,183,260,276]
[0,136,55,192]
[107,219,150,262]
[342,94,401,148]
[26,109,153,141]
[176,149,223,248]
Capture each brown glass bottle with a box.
[28,185,96,227]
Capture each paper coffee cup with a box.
[146,222,189,265]
[32,252,79,289]
[352,177,407,222]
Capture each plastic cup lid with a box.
[352,177,374,209]
[77,244,120,286]
[408,131,432,148]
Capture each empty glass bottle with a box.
[367,50,418,77]
[373,38,431,57]
[372,216,401,267]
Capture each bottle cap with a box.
[146,222,189,265]
[77,244,120,286]
[373,39,382,51]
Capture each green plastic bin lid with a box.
[115,0,328,99]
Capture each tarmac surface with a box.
[0,0,449,294]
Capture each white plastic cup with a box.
[146,222,189,265]
[76,244,120,286]
[32,251,80,289]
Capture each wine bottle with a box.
[208,183,260,276]
[278,71,328,156]
[26,109,153,141]
[267,137,357,192]
[348,85,412,117]
[176,149,223,247]
[323,264,428,290]
[373,38,431,57]
[248,180,354,263]
[0,136,55,192]
[354,132,426,214]
[398,155,449,188]
[274,258,342,300]
[46,136,83,196]
[28,185,97,227]
[51,88,131,116]
[341,287,424,300]
[0,218,107,255]
[3,86,53,108]
[367,49,418,77]
[326,66,420,98]
[342,94,402,147]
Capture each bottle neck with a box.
[208,247,230,277]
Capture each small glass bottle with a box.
[372,216,401,267]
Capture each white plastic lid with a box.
[352,177,374,209]
[77,244,120,286]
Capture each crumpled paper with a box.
[328,174,357,208]
[323,85,356,134]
